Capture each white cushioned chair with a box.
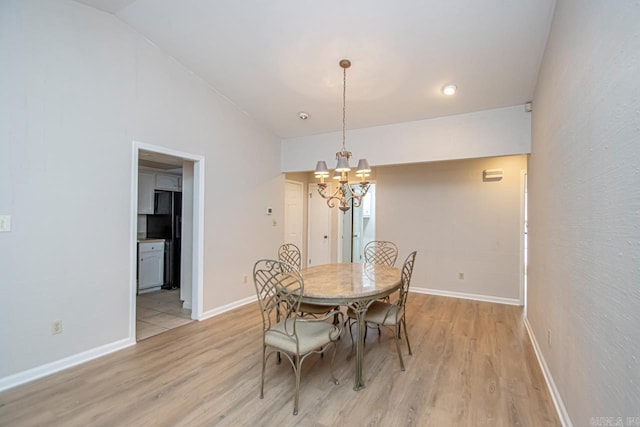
[253,259,343,415]
[347,251,417,371]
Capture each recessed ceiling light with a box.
[298,111,310,120]
[442,84,457,96]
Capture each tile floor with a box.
[136,289,193,340]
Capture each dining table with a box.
[298,262,402,390]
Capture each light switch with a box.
[0,215,11,232]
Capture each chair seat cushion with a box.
[348,300,403,326]
[265,319,338,354]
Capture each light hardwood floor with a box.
[0,294,560,426]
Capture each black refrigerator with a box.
[146,190,182,289]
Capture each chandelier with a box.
[314,59,371,212]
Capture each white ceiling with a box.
[75,0,556,139]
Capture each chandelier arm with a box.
[317,184,347,209]
[348,182,371,208]
[355,182,370,195]
[330,182,370,208]
[343,183,360,198]
[316,183,329,198]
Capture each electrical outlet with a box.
[243,275,248,284]
[458,272,464,280]
[52,320,62,335]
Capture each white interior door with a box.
[284,180,304,253]
[308,183,331,266]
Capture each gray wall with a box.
[376,156,527,302]
[0,0,283,382]
[528,0,640,424]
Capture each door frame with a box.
[519,169,528,310]
[130,140,205,341]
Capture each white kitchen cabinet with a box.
[138,172,155,214]
[138,240,164,293]
[155,173,181,191]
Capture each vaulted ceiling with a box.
[75,0,556,139]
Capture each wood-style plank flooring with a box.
[0,294,560,426]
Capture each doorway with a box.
[131,141,205,341]
[307,183,332,266]
[340,184,376,262]
[284,180,304,265]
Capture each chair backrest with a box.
[363,241,399,266]
[397,251,417,309]
[253,259,303,334]
[278,243,302,271]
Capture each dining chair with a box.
[278,243,302,269]
[278,243,337,318]
[253,259,343,415]
[363,240,399,266]
[363,240,400,329]
[347,251,417,371]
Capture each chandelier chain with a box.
[342,64,346,152]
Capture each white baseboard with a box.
[0,337,135,393]
[198,295,257,321]
[524,318,572,427]
[0,295,257,393]
[412,286,522,306]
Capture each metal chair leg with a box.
[402,317,412,355]
[260,345,266,398]
[293,356,301,415]
[394,324,405,371]
[329,342,339,385]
